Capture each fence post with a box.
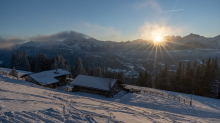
[184,99,185,104]
[191,93,192,100]
[179,97,180,102]
[190,93,193,106]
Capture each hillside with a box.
[0,74,220,123]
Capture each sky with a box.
[0,0,220,44]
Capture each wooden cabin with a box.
[70,75,123,97]
[25,69,70,88]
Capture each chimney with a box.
[54,69,59,74]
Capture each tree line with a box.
[10,50,71,73]
[135,57,220,99]
[9,50,135,84]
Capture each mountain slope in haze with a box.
[165,33,220,49]
[0,74,220,122]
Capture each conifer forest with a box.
[8,50,220,99]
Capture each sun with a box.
[154,36,162,43]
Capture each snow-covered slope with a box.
[0,74,220,122]
[61,38,107,52]
[20,38,108,52]
[19,40,61,48]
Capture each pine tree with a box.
[10,67,18,77]
[65,60,71,71]
[201,59,205,75]
[210,57,219,97]
[71,66,75,77]
[23,52,31,71]
[154,74,160,89]
[168,71,175,91]
[15,50,23,70]
[143,69,152,87]
[192,61,197,74]
[118,71,126,83]
[104,67,110,78]
[192,61,198,92]
[85,66,91,76]
[34,53,49,72]
[136,71,144,86]
[113,71,118,79]
[203,57,212,97]
[174,62,183,92]
[160,64,169,90]
[91,67,96,76]
[96,67,103,77]
[73,57,87,78]
[12,51,31,71]
[10,53,16,68]
[51,58,58,70]
[102,67,105,77]
[57,55,66,69]
[28,55,35,72]
[184,62,193,93]
[194,65,204,96]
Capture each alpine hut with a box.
[70,75,123,97]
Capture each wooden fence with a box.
[141,89,192,106]
[122,84,192,106]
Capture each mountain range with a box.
[0,33,220,77]
[16,33,220,51]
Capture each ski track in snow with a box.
[0,74,220,123]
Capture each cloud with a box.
[134,0,184,14]
[29,30,90,41]
[75,22,122,41]
[138,21,182,40]
[157,9,185,13]
[0,37,25,49]
[0,31,91,49]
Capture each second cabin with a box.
[70,75,123,97]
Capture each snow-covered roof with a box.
[0,67,33,78]
[70,75,117,91]
[29,69,70,85]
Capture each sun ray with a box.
[147,44,156,59]
[162,43,176,50]
[145,43,155,51]
[161,44,177,64]
[140,42,155,57]
[158,44,164,62]
[154,45,158,67]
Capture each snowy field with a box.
[0,74,220,123]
